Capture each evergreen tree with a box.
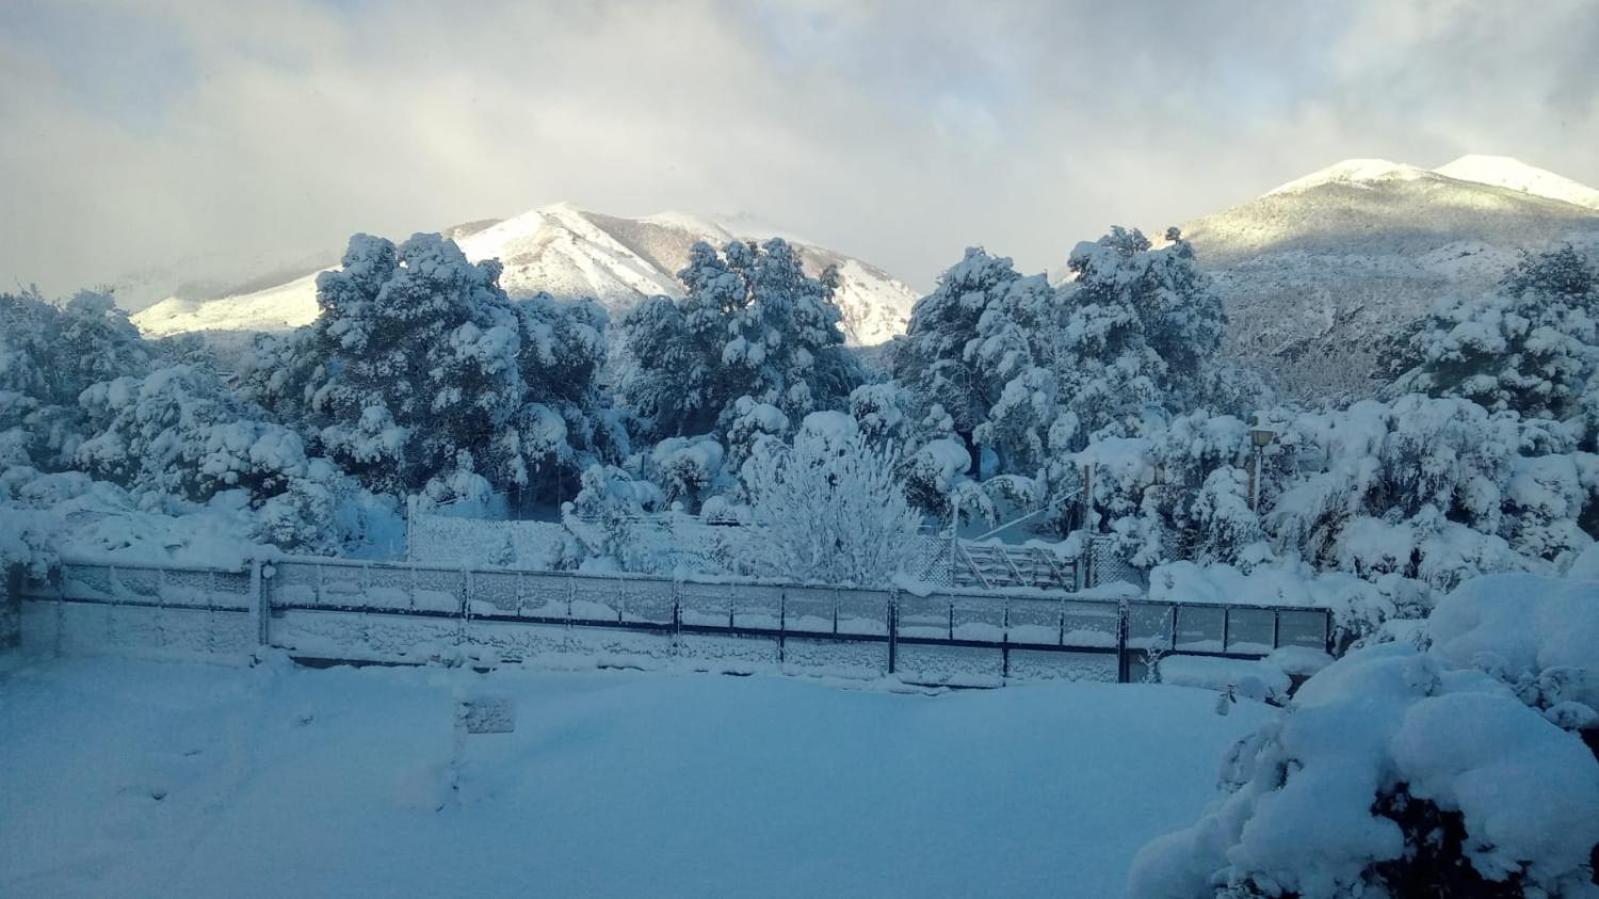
[618,238,862,440]
[1385,245,1598,442]
[893,247,1045,457]
[1053,226,1229,446]
[242,233,618,501]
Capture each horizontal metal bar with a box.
[21,596,250,614]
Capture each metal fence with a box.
[18,555,1333,686]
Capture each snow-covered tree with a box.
[0,289,152,469]
[892,231,1250,535]
[1385,245,1598,441]
[738,412,923,586]
[241,233,619,502]
[893,247,1053,468]
[72,364,363,552]
[1052,226,1231,447]
[618,239,863,440]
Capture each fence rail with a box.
[18,555,1333,686]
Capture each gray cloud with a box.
[3,0,1597,299]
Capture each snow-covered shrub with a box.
[618,238,863,441]
[1269,396,1597,586]
[647,435,725,511]
[1129,573,1599,899]
[738,412,923,586]
[899,436,973,515]
[718,395,790,472]
[565,464,666,571]
[1427,572,1599,722]
[68,364,360,552]
[0,500,60,580]
[845,381,906,442]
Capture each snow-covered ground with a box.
[0,655,1271,897]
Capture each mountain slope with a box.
[133,205,918,346]
[1435,155,1599,211]
[1181,156,1599,397]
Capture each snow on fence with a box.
[16,556,1332,688]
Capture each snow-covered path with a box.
[0,656,1271,897]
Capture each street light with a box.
[1248,424,1277,511]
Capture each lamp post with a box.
[1248,424,1277,511]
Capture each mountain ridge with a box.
[1181,154,1599,397]
[132,204,919,346]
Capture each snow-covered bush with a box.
[1130,573,1599,898]
[618,238,863,441]
[738,412,923,586]
[718,395,790,472]
[1269,396,1597,585]
[565,464,667,571]
[67,364,364,552]
[647,435,725,511]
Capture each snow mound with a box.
[1130,573,1599,898]
[1426,572,1599,704]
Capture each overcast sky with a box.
[3,0,1598,299]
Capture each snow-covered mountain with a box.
[132,204,918,346]
[1181,156,1599,398]
[1433,155,1599,211]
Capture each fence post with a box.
[460,568,472,647]
[672,580,681,640]
[1001,600,1010,682]
[250,559,269,647]
[1,564,22,650]
[887,592,898,675]
[1116,599,1130,684]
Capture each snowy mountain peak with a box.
[1265,159,1430,197]
[131,206,918,346]
[1182,154,1599,399]
[1433,155,1599,211]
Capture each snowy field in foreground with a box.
[0,656,1271,897]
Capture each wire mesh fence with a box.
[19,555,1334,685]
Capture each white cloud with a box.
[2,0,1596,298]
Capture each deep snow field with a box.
[0,655,1271,897]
